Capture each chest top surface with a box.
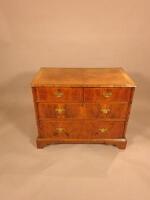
[31,67,136,87]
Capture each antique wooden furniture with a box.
[31,67,135,149]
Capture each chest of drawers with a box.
[31,67,135,149]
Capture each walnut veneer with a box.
[31,67,136,149]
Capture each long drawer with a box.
[37,103,128,120]
[38,120,125,139]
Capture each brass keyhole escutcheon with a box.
[54,127,69,137]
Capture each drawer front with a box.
[38,103,83,119]
[38,120,124,139]
[36,87,83,102]
[37,103,128,120]
[84,103,128,119]
[84,88,131,102]
[84,121,125,139]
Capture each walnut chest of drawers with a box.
[31,67,135,149]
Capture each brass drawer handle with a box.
[55,90,63,98]
[55,107,65,114]
[98,128,108,133]
[100,108,110,114]
[55,127,65,133]
[55,127,69,136]
[103,91,112,98]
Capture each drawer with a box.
[38,120,125,139]
[85,121,125,139]
[37,103,83,119]
[84,103,128,119]
[37,103,128,120]
[35,87,83,102]
[84,87,131,102]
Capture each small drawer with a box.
[85,121,125,139]
[35,87,83,102]
[38,120,84,139]
[37,103,83,119]
[84,103,128,119]
[84,87,131,102]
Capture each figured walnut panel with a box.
[31,67,136,87]
[84,87,131,102]
[84,121,125,139]
[38,120,125,139]
[37,103,84,119]
[84,103,128,119]
[38,120,84,139]
[35,87,83,102]
[37,103,128,120]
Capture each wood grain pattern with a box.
[84,103,128,119]
[37,103,128,120]
[84,87,131,102]
[122,87,136,137]
[31,67,136,87]
[31,67,136,149]
[38,103,83,119]
[35,87,83,102]
[38,120,125,139]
